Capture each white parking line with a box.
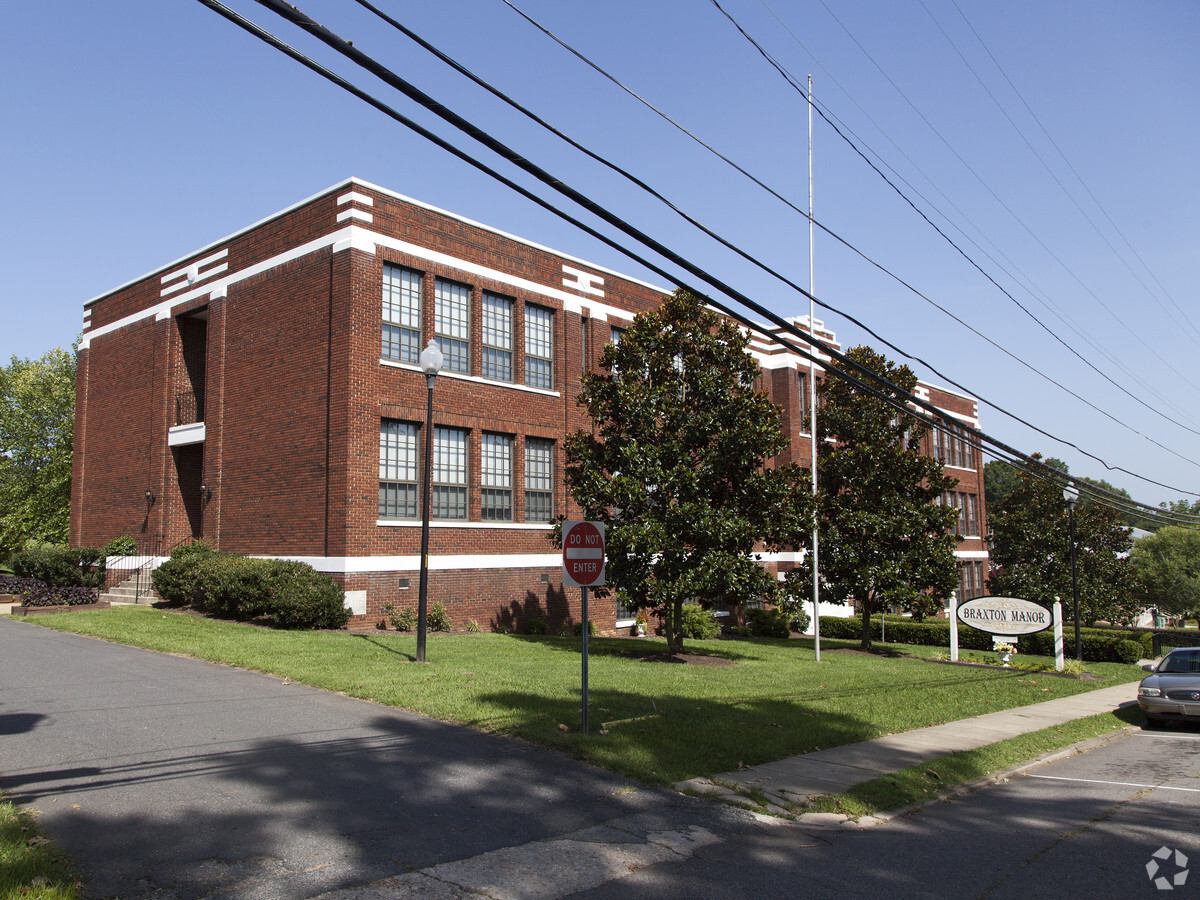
[1027,774,1200,793]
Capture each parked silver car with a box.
[1139,648,1200,727]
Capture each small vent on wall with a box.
[540,573,549,583]
[398,578,410,590]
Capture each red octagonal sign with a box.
[563,520,606,588]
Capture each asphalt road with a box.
[4,617,1194,899]
[0,618,764,899]
[572,720,1200,899]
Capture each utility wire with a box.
[947,0,1200,344]
[350,0,1200,470]
[800,0,1200,394]
[500,0,1200,447]
[709,0,1200,434]
[750,0,1200,432]
[192,0,1200,505]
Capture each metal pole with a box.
[808,73,820,663]
[581,585,589,735]
[417,374,435,664]
[1069,504,1081,661]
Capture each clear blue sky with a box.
[2,1,1197,508]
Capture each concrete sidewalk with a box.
[675,680,1140,811]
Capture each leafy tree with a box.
[0,348,75,558]
[1130,526,1200,622]
[984,460,1022,510]
[988,454,1135,625]
[793,345,959,650]
[562,290,813,654]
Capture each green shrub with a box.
[746,607,791,638]
[267,561,349,630]
[151,548,216,604]
[189,555,275,620]
[101,535,140,557]
[789,605,811,634]
[680,605,719,639]
[11,546,103,588]
[171,539,213,559]
[385,604,417,631]
[427,601,451,632]
[573,620,597,636]
[525,616,548,635]
[152,552,347,629]
[466,620,481,633]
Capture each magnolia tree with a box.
[791,346,959,651]
[562,290,813,654]
[988,455,1135,624]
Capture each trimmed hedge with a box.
[11,547,104,588]
[818,615,1145,664]
[151,552,348,630]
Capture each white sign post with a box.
[949,591,959,662]
[563,521,605,735]
[1053,597,1064,672]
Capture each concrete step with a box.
[101,573,162,606]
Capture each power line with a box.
[495,0,1200,459]
[947,0,1200,345]
[192,0,1200,504]
[709,0,1200,433]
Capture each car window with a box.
[1161,653,1200,674]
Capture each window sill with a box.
[380,359,560,397]
[377,520,553,530]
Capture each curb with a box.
[791,724,1140,831]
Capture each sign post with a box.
[949,591,959,662]
[563,521,605,735]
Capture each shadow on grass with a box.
[501,634,763,663]
[476,686,907,784]
[352,634,416,662]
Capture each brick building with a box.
[71,178,987,631]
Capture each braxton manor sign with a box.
[956,596,1052,636]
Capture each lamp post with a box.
[1063,483,1082,661]
[417,339,443,664]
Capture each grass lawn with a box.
[15,606,1142,787]
[0,797,80,899]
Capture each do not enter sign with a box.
[563,520,606,588]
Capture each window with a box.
[379,420,418,518]
[481,432,513,521]
[959,560,985,600]
[608,326,624,374]
[481,292,513,382]
[435,278,471,374]
[525,304,554,389]
[525,438,554,523]
[382,265,422,363]
[966,493,979,537]
[432,427,468,519]
[581,318,590,372]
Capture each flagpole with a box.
[808,74,820,663]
